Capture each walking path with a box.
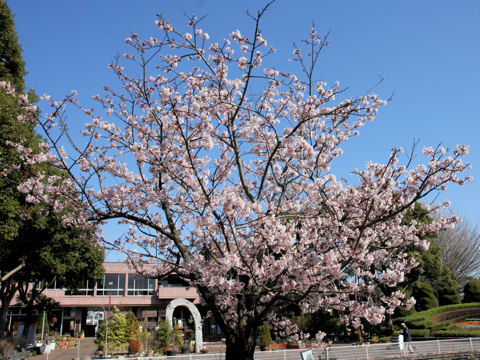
[29,338,227,360]
[29,337,480,360]
[30,337,97,360]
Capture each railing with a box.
[91,337,480,360]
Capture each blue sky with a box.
[9,1,480,258]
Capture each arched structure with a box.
[165,298,203,353]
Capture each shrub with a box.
[96,307,137,351]
[259,322,272,348]
[155,321,170,349]
[395,302,480,335]
[409,329,431,338]
[128,339,141,353]
[170,324,184,349]
[302,309,343,337]
[411,281,438,311]
[394,304,416,318]
[437,276,461,306]
[0,337,16,358]
[155,321,183,351]
[36,314,50,336]
[407,318,434,329]
[126,312,141,341]
[464,279,480,303]
[433,328,480,337]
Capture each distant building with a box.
[5,262,213,337]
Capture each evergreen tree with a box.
[0,0,104,337]
[302,308,343,338]
[393,290,417,318]
[404,204,451,287]
[97,307,128,350]
[463,279,480,303]
[0,0,25,92]
[437,272,461,306]
[155,320,170,349]
[403,204,461,306]
[411,281,439,311]
[259,322,272,349]
[125,311,141,341]
[0,0,37,335]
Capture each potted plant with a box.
[180,342,190,354]
[259,322,272,351]
[128,339,141,354]
[165,340,177,356]
[157,321,183,356]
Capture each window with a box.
[159,274,189,287]
[127,274,155,296]
[65,279,94,296]
[97,274,125,296]
[36,280,61,290]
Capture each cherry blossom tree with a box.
[4,3,471,359]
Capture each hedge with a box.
[395,303,480,326]
[433,328,480,337]
[406,318,434,329]
[394,302,480,335]
[410,329,431,338]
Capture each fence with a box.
[92,337,480,360]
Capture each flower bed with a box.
[455,320,480,328]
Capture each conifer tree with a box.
[437,273,461,306]
[0,0,104,338]
[411,281,439,311]
[0,0,36,336]
[463,279,480,303]
[0,0,26,92]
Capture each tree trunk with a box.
[384,313,394,335]
[0,300,10,338]
[196,285,260,360]
[18,285,39,344]
[20,312,38,344]
[225,333,257,360]
[0,281,17,338]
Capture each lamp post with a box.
[77,337,81,360]
[105,310,108,357]
[40,310,46,343]
[101,306,108,357]
[145,332,149,354]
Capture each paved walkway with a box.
[30,337,98,360]
[29,338,227,360]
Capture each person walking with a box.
[401,322,414,353]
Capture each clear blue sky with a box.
[9,1,480,257]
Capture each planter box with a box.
[269,343,287,350]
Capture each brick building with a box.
[6,262,204,337]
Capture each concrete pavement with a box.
[28,338,227,360]
[30,337,97,360]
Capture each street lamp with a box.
[101,306,108,357]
